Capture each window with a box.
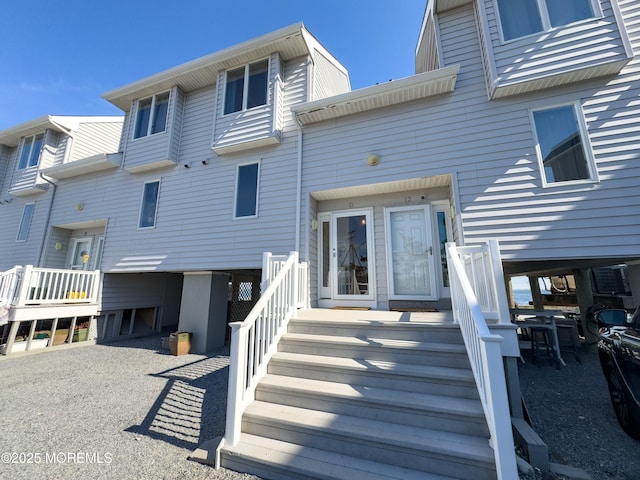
[138,180,160,228]
[234,163,259,218]
[134,92,170,139]
[224,60,269,115]
[496,0,595,41]
[18,133,44,169]
[17,203,35,241]
[532,104,595,185]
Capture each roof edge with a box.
[102,22,306,105]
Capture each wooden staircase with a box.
[218,310,497,480]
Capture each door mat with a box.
[390,308,439,312]
[331,306,371,310]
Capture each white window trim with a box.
[138,179,161,229]
[16,203,35,242]
[494,0,603,44]
[529,101,598,188]
[223,58,270,116]
[17,133,44,170]
[132,91,171,140]
[233,161,260,220]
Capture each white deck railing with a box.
[224,251,308,446]
[446,240,517,480]
[0,267,21,307]
[2,265,101,307]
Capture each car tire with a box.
[605,362,640,440]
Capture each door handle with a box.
[426,246,433,256]
[332,248,336,258]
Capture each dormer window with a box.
[496,0,596,41]
[134,92,170,139]
[18,133,44,169]
[224,60,269,115]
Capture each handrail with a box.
[446,241,517,480]
[224,251,306,446]
[0,267,22,307]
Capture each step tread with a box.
[224,433,459,480]
[281,333,466,352]
[258,374,485,418]
[245,401,494,462]
[271,351,475,382]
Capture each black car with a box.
[595,307,640,440]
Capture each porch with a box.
[0,265,100,355]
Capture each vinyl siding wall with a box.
[68,121,124,162]
[312,49,350,100]
[213,53,283,151]
[48,57,310,274]
[299,1,640,270]
[481,0,631,93]
[122,87,183,170]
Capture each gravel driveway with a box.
[519,346,640,480]
[1,335,639,480]
[0,335,260,480]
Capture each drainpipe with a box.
[294,114,303,258]
[37,172,57,267]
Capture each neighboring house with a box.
[0,116,123,272]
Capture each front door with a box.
[385,206,437,300]
[318,209,374,301]
[67,237,92,270]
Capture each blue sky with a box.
[0,0,427,131]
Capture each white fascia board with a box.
[292,64,459,125]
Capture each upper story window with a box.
[531,103,596,186]
[224,60,269,115]
[134,92,170,139]
[234,162,260,218]
[138,180,160,228]
[16,203,35,241]
[496,0,596,41]
[18,133,44,169]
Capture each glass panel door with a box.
[68,237,92,270]
[386,206,436,300]
[334,211,373,299]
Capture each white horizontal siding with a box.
[312,49,350,100]
[299,3,640,265]
[213,53,282,151]
[69,121,123,162]
[484,0,630,88]
[122,87,180,170]
[0,194,50,270]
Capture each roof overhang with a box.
[0,116,77,148]
[292,64,459,126]
[311,174,452,201]
[103,23,339,111]
[40,153,122,180]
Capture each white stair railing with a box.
[446,240,517,480]
[224,251,307,446]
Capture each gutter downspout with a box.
[294,114,303,258]
[37,172,57,267]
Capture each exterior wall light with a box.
[75,202,84,211]
[367,154,380,166]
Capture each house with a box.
[1,0,639,477]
